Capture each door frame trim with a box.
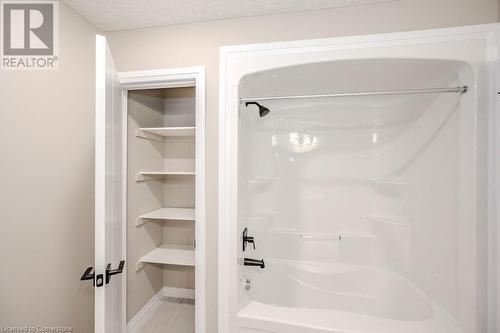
[119,66,206,333]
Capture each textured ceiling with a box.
[63,0,392,31]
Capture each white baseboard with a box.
[127,287,195,333]
[163,286,195,300]
[126,288,163,333]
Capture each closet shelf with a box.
[140,207,195,221]
[136,127,195,141]
[136,171,195,181]
[137,208,195,226]
[139,243,195,268]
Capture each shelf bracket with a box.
[136,217,146,227]
[135,129,165,142]
[135,261,145,272]
[135,174,163,182]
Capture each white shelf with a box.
[139,171,195,176]
[369,178,409,196]
[364,214,409,225]
[136,127,196,141]
[137,208,195,226]
[136,171,195,181]
[247,177,276,184]
[247,211,275,223]
[139,243,195,268]
[247,177,276,192]
[369,178,409,185]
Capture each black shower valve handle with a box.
[242,227,256,251]
[246,236,255,250]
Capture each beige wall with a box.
[0,2,98,332]
[106,1,498,332]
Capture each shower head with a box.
[245,101,270,118]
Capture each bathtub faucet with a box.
[244,258,265,269]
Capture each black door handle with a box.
[105,260,125,284]
[80,267,95,286]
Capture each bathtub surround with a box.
[219,27,497,332]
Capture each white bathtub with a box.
[238,261,463,333]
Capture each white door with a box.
[95,34,126,333]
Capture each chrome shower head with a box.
[245,101,270,118]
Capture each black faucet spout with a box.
[244,258,265,269]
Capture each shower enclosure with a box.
[219,25,500,333]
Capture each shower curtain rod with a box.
[239,85,468,103]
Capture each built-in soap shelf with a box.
[136,171,195,182]
[247,211,275,223]
[247,177,276,192]
[269,228,300,234]
[369,178,410,195]
[136,127,196,142]
[137,207,195,226]
[364,214,410,225]
[247,177,276,184]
